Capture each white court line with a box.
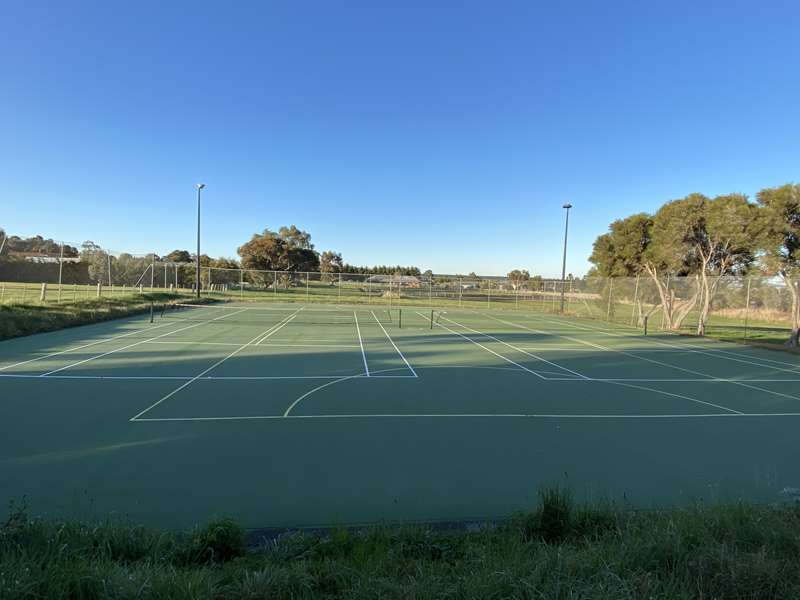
[141,340,359,349]
[437,313,587,380]
[515,313,800,404]
[0,317,178,372]
[255,306,304,345]
[414,312,547,379]
[7,372,800,383]
[479,313,745,413]
[40,308,250,376]
[371,310,417,377]
[354,312,370,376]
[529,313,800,375]
[130,311,300,421]
[133,411,800,422]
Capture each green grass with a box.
[4,491,800,599]
[0,292,195,340]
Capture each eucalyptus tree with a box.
[757,184,800,346]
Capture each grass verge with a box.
[0,293,192,341]
[3,490,800,599]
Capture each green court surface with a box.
[1,302,800,528]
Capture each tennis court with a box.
[2,301,800,528]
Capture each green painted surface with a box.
[1,303,799,528]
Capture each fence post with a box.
[306,272,310,302]
[743,276,752,340]
[338,272,342,303]
[97,283,101,298]
[429,276,433,308]
[487,280,491,308]
[40,283,47,302]
[630,275,640,325]
[274,271,278,300]
[150,254,155,291]
[606,278,614,322]
[240,269,244,298]
[567,277,574,312]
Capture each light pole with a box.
[196,184,205,298]
[559,203,572,313]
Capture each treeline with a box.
[589,183,800,344]
[0,225,430,286]
[341,265,421,275]
[0,230,78,257]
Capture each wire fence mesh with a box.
[0,240,797,344]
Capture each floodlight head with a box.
[197,183,206,190]
[563,203,572,209]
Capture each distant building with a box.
[365,275,421,287]
[18,253,81,264]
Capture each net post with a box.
[150,302,154,323]
[399,308,402,329]
[430,309,433,329]
[606,277,614,322]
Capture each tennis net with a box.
[161,302,394,326]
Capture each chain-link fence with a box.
[0,242,797,344]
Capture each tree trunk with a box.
[672,276,700,331]
[785,276,800,347]
[644,264,673,330]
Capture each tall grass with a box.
[0,292,191,340]
[3,491,800,599]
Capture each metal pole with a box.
[107,253,112,287]
[150,253,155,292]
[195,184,205,298]
[560,203,572,313]
[57,243,64,303]
[630,274,640,325]
[743,276,752,340]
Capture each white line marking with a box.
[255,306,303,345]
[0,317,177,372]
[132,411,800,422]
[438,313,588,380]
[129,312,300,421]
[40,308,250,376]
[515,312,800,404]
[529,313,800,374]
[371,310,417,377]
[414,312,546,379]
[140,340,361,349]
[354,312,370,376]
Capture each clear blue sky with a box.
[2,1,798,277]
